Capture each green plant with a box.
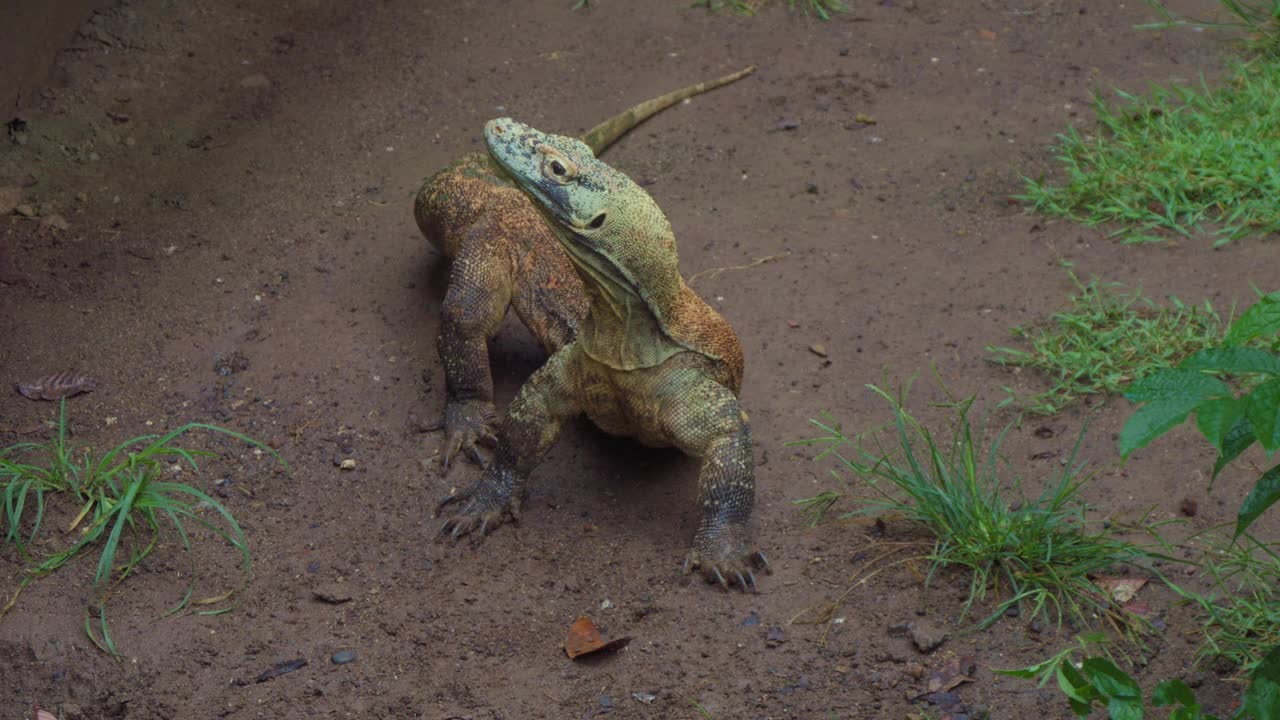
[1140,1,1280,58]
[574,0,848,19]
[1120,290,1280,538]
[0,402,282,654]
[794,383,1162,632]
[1188,532,1280,673]
[792,489,842,526]
[1021,59,1280,244]
[1116,290,1280,706]
[690,0,848,20]
[1000,633,1280,718]
[988,273,1223,414]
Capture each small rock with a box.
[765,625,786,646]
[631,691,656,704]
[239,73,271,89]
[331,649,356,665]
[854,112,877,125]
[742,610,760,627]
[40,214,69,231]
[213,350,250,376]
[809,344,828,358]
[0,186,21,215]
[14,203,37,218]
[909,620,948,653]
[1180,497,1198,517]
[339,458,356,471]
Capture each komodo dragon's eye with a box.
[588,213,606,229]
[540,150,577,183]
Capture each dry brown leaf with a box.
[16,371,97,401]
[563,616,631,659]
[926,655,977,693]
[1094,576,1147,604]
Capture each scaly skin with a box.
[415,67,754,470]
[437,119,766,592]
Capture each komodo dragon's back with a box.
[413,66,755,469]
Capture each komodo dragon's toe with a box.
[441,398,498,471]
[434,471,522,541]
[683,526,770,593]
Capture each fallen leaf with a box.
[1094,576,1147,604]
[16,372,97,401]
[563,616,631,659]
[809,344,828,358]
[926,655,977,693]
[256,657,307,683]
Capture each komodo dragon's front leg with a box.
[436,345,580,536]
[654,367,768,591]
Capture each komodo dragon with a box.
[414,67,754,470]
[436,118,766,591]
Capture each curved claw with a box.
[463,443,487,468]
[435,490,467,517]
[734,571,747,590]
[713,567,729,591]
[752,550,771,572]
[745,570,757,593]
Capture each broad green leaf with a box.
[1107,699,1144,720]
[1196,397,1246,454]
[1179,346,1280,376]
[1082,658,1141,701]
[1242,643,1280,720]
[1057,662,1100,713]
[1237,465,1280,539]
[1213,414,1257,480]
[1123,368,1230,403]
[1153,679,1197,708]
[1121,400,1212,460]
[1226,292,1280,346]
[1245,378,1280,453]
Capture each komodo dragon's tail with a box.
[580,65,756,156]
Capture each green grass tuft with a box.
[574,0,848,20]
[1021,59,1280,244]
[1140,0,1280,59]
[0,401,282,654]
[1185,532,1280,674]
[987,273,1223,415]
[794,384,1164,633]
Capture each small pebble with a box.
[339,458,356,470]
[809,344,828,358]
[331,649,356,665]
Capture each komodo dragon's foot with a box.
[440,399,498,471]
[434,472,521,541]
[683,525,770,593]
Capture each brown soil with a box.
[1,0,1276,718]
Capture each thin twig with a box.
[687,253,786,285]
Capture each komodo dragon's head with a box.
[483,118,683,319]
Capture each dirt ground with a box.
[2,0,1278,717]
